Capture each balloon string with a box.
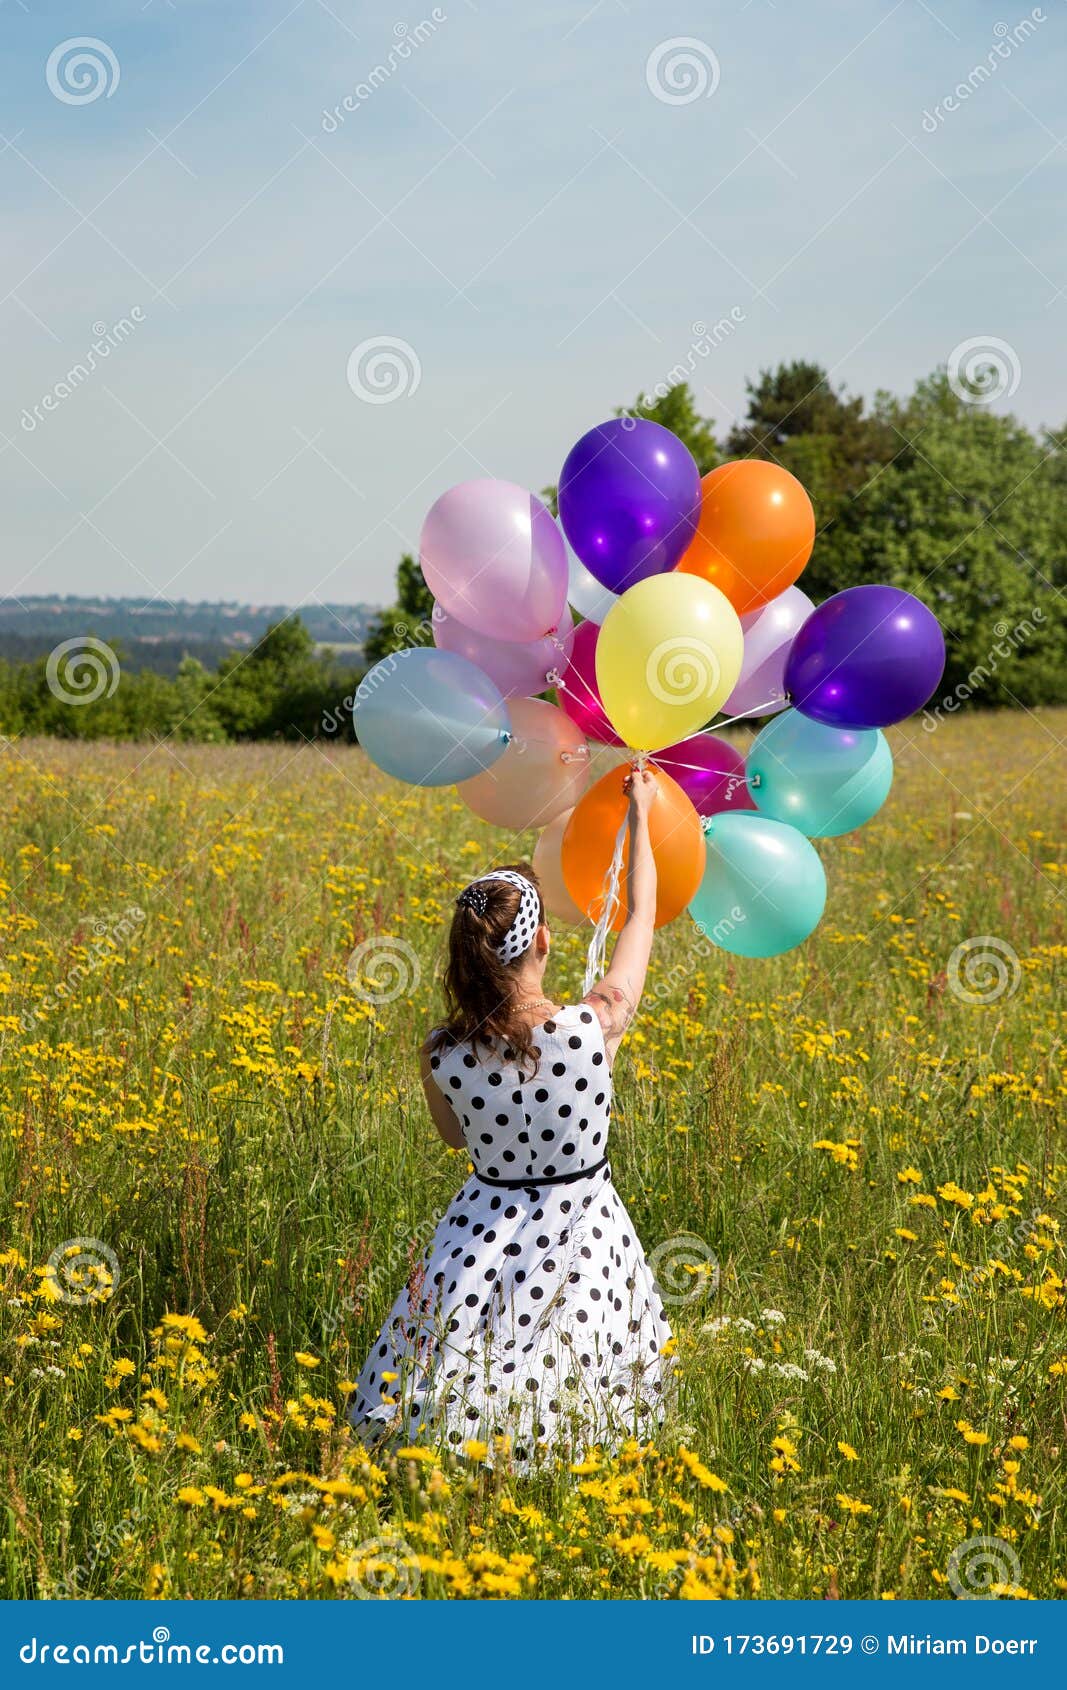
[713,695,786,730]
[583,815,627,995]
[500,732,591,763]
[648,756,745,780]
[662,695,785,753]
[556,671,783,747]
[553,669,603,714]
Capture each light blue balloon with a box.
[354,648,510,787]
[747,709,893,838]
[689,811,826,958]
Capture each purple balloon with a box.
[654,733,755,817]
[432,605,574,700]
[558,418,701,594]
[785,585,946,729]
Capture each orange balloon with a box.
[533,808,587,926]
[677,460,814,617]
[561,764,705,932]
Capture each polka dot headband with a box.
[456,870,541,965]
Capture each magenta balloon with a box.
[420,479,568,642]
[432,605,574,700]
[556,619,624,747]
[558,418,701,593]
[722,587,815,719]
[653,734,754,817]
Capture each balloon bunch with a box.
[355,417,946,961]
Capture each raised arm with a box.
[583,765,657,1062]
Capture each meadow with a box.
[0,709,1063,1601]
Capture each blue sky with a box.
[1,0,1064,619]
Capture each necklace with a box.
[512,996,554,1012]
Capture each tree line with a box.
[0,619,364,743]
[2,362,1064,742]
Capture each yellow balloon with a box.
[595,573,744,751]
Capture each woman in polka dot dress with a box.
[348,767,673,1462]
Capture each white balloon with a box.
[565,541,619,626]
[722,586,815,718]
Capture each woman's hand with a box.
[624,764,656,820]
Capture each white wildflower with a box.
[771,1362,810,1382]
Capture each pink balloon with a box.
[420,479,568,643]
[653,734,754,816]
[722,586,815,719]
[457,697,590,831]
[533,808,587,926]
[556,619,624,747]
[432,604,574,700]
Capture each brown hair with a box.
[428,862,547,1070]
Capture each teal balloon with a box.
[747,710,893,838]
[689,812,826,958]
[354,648,510,787]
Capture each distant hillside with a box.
[0,597,378,678]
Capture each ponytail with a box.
[429,862,546,1070]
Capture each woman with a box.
[348,767,672,1461]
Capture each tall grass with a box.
[0,712,1062,1598]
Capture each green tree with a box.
[213,618,362,741]
[843,375,1066,706]
[724,360,899,601]
[165,656,229,743]
[363,555,434,665]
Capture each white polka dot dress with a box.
[348,1005,674,1461]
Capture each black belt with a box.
[474,1157,609,1190]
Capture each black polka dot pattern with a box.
[468,869,541,965]
[348,1004,674,1461]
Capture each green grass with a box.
[0,711,1063,1599]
